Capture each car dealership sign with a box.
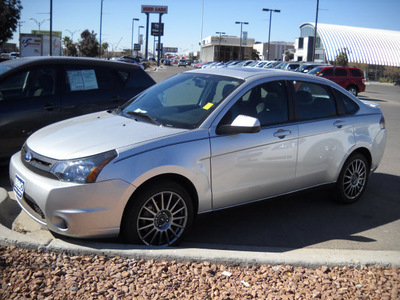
[141,5,168,14]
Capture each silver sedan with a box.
[9,68,387,246]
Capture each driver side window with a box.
[220,80,289,126]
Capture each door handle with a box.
[42,104,58,111]
[334,120,345,128]
[273,129,291,139]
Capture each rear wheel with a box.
[334,153,369,204]
[121,180,194,246]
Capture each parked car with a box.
[0,56,156,162]
[308,66,366,96]
[283,62,302,71]
[178,59,187,67]
[10,68,386,246]
[163,59,172,66]
[296,63,330,73]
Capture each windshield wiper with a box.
[126,111,161,126]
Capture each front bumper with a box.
[9,152,135,238]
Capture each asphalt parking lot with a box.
[0,66,399,265]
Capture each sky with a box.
[10,0,400,56]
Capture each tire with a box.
[334,153,369,204]
[121,180,194,246]
[347,86,358,96]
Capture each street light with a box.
[216,31,225,61]
[235,21,248,60]
[29,18,49,31]
[137,26,144,57]
[99,0,104,57]
[262,8,280,60]
[131,18,139,56]
[65,29,79,42]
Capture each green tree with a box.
[101,42,108,57]
[284,50,294,61]
[334,48,349,66]
[0,0,23,46]
[78,29,100,57]
[63,36,77,56]
[251,48,260,60]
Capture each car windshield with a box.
[120,73,243,129]
[308,67,323,75]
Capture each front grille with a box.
[21,146,59,180]
[17,193,47,225]
[25,195,46,221]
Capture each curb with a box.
[1,188,400,268]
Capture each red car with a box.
[308,66,365,96]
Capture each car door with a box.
[61,65,125,119]
[291,80,355,189]
[0,66,60,159]
[210,80,298,210]
[333,67,349,90]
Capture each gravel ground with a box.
[0,245,399,299]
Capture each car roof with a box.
[0,56,141,73]
[185,66,352,91]
[186,66,315,81]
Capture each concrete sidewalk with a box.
[1,188,399,268]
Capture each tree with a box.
[0,0,23,46]
[78,29,100,57]
[251,48,260,60]
[284,50,294,61]
[334,48,349,66]
[101,42,108,57]
[63,36,77,56]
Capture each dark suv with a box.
[0,57,156,161]
[308,66,365,96]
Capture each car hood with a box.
[27,111,187,160]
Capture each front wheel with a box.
[121,180,194,246]
[334,153,369,204]
[347,86,358,96]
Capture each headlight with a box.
[51,150,117,183]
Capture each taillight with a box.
[362,78,366,84]
[380,115,386,129]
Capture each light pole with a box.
[131,18,139,56]
[138,25,144,57]
[312,0,320,62]
[29,18,49,31]
[235,21,248,60]
[262,8,280,60]
[216,31,225,61]
[66,29,79,42]
[99,0,104,57]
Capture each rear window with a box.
[332,89,359,115]
[349,68,362,77]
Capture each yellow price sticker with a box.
[203,103,214,110]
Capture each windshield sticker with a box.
[67,70,98,91]
[203,103,214,110]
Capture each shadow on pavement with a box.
[185,172,400,251]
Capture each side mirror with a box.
[216,115,261,135]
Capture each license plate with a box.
[13,174,25,200]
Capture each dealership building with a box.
[294,23,400,67]
[200,35,255,62]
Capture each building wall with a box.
[200,35,255,62]
[254,42,294,61]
